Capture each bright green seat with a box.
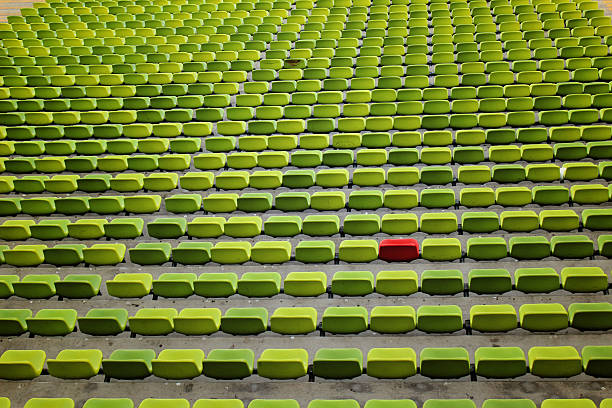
[202,349,255,379]
[470,305,517,333]
[303,215,340,236]
[248,401,298,408]
[270,307,317,334]
[187,217,224,238]
[381,214,418,234]
[129,243,172,265]
[165,194,202,213]
[67,219,107,239]
[264,216,302,237]
[528,346,582,378]
[180,172,214,191]
[348,191,384,210]
[152,273,197,298]
[0,349,46,380]
[569,303,612,331]
[475,347,527,378]
[124,195,162,213]
[295,240,335,263]
[421,238,461,261]
[338,240,379,262]
[257,349,308,379]
[221,307,268,335]
[420,213,457,233]
[148,218,187,239]
[343,214,380,235]
[47,349,103,379]
[224,216,262,238]
[421,270,464,295]
[322,306,368,334]
[151,349,205,379]
[237,272,282,297]
[509,236,550,259]
[468,269,512,294]
[501,210,539,232]
[551,235,594,258]
[106,273,152,298]
[420,189,455,208]
[13,274,58,298]
[417,305,463,333]
[194,273,237,298]
[102,349,156,379]
[331,271,374,296]
[313,348,363,379]
[55,274,101,298]
[202,194,239,213]
[173,308,221,335]
[366,348,417,379]
[419,348,470,379]
[540,400,596,408]
[89,196,125,214]
[3,245,47,267]
[77,308,128,336]
[515,268,560,293]
[519,303,569,332]
[482,400,535,408]
[370,306,416,334]
[129,308,177,335]
[0,219,34,240]
[560,267,608,292]
[0,309,31,335]
[275,192,311,211]
[103,218,144,239]
[363,401,417,408]
[307,401,359,408]
[210,241,251,264]
[283,272,327,297]
[582,346,612,377]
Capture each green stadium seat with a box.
[470,305,517,333]
[560,267,608,292]
[174,308,221,335]
[124,195,162,213]
[47,349,103,379]
[481,401,535,408]
[468,269,512,293]
[461,212,499,233]
[331,271,374,296]
[370,306,416,334]
[102,349,156,379]
[55,274,101,298]
[421,238,462,261]
[257,349,308,379]
[77,308,129,336]
[343,214,380,235]
[129,308,177,335]
[26,308,77,336]
[571,184,609,204]
[0,309,32,335]
[152,273,197,298]
[569,303,612,331]
[339,240,378,262]
[582,346,612,377]
[203,349,255,379]
[420,189,455,208]
[67,219,107,239]
[550,235,594,258]
[528,346,582,378]
[12,274,58,298]
[0,349,46,380]
[202,194,238,213]
[421,269,464,295]
[515,268,560,293]
[0,275,18,298]
[532,186,570,205]
[283,272,327,297]
[194,273,237,298]
[417,305,463,333]
[264,216,302,237]
[322,306,368,334]
[519,303,569,332]
[420,213,457,233]
[474,347,527,378]
[148,218,187,239]
[270,307,317,335]
[211,242,251,264]
[509,236,551,259]
[151,349,205,379]
[221,307,268,335]
[106,273,152,298]
[104,218,144,239]
[23,400,74,408]
[419,348,470,379]
[313,348,363,379]
[237,272,282,297]
[540,401,596,408]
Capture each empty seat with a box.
[238,272,281,297]
[581,345,612,377]
[331,271,374,296]
[284,272,327,297]
[257,349,308,379]
[370,306,416,334]
[514,268,560,293]
[569,303,612,331]
[221,308,268,335]
[470,305,518,333]
[106,273,152,298]
[270,307,317,335]
[47,349,103,379]
[152,349,205,379]
[417,305,463,333]
[313,348,363,379]
[469,269,512,294]
[129,308,177,335]
[528,346,582,378]
[174,308,221,336]
[474,347,527,378]
[203,349,255,379]
[102,349,156,379]
[561,267,608,292]
[0,349,46,380]
[519,303,569,332]
[77,308,129,336]
[366,348,417,379]
[13,274,59,298]
[194,273,238,298]
[322,306,368,334]
[26,309,77,336]
[420,348,470,379]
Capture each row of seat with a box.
[3,146,612,174]
[0,185,610,219]
[6,398,612,408]
[2,302,610,337]
[2,164,610,191]
[2,266,608,299]
[1,345,610,380]
[1,209,609,243]
[3,108,612,130]
[1,234,612,265]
